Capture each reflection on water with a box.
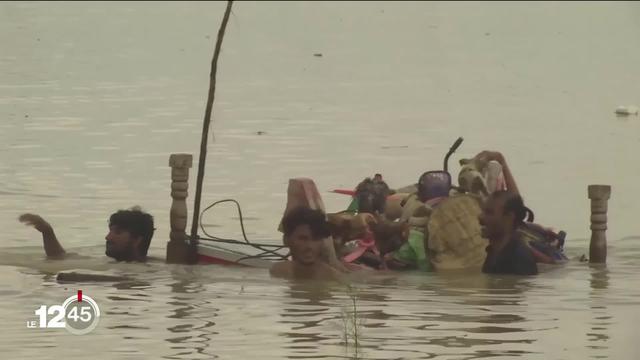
[279,282,340,358]
[586,265,611,359]
[0,253,639,359]
[164,271,217,360]
[269,276,545,359]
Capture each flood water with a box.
[1,1,639,359]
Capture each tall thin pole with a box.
[190,0,234,243]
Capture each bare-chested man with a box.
[19,208,155,262]
[270,207,343,281]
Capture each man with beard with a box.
[19,208,155,262]
[270,207,343,280]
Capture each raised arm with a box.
[19,214,66,258]
[475,151,520,195]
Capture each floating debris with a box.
[256,131,266,135]
[615,105,638,115]
[57,271,129,282]
[313,53,323,57]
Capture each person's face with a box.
[285,224,323,266]
[478,197,512,240]
[105,225,140,261]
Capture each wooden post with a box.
[167,153,196,264]
[588,185,611,264]
[190,0,233,242]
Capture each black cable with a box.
[197,199,288,262]
[197,236,284,248]
[197,234,288,260]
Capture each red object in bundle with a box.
[331,189,356,196]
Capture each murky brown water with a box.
[1,1,640,359]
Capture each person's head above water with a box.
[478,191,530,241]
[106,207,155,261]
[281,207,330,266]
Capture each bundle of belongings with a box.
[278,159,567,273]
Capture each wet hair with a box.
[282,207,330,240]
[490,191,534,225]
[109,208,155,256]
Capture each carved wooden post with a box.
[167,154,196,264]
[588,185,611,264]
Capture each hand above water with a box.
[19,213,53,234]
[19,213,65,257]
[474,150,520,195]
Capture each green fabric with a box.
[392,229,432,271]
[346,198,359,214]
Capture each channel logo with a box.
[26,290,100,335]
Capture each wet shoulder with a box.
[269,261,293,278]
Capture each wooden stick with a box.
[190,0,234,243]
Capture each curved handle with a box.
[450,137,464,153]
[444,137,464,172]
